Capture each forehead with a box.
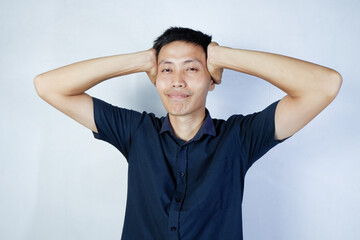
[158,41,206,63]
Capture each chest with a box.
[128,132,246,212]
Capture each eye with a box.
[188,67,198,72]
[161,68,171,73]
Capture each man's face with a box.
[156,41,215,117]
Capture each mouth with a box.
[166,90,191,100]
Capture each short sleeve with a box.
[239,100,287,168]
[92,97,141,159]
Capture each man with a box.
[34,27,342,240]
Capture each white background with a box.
[1,0,359,239]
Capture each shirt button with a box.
[175,197,181,202]
[171,226,177,231]
[180,172,185,177]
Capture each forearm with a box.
[34,50,154,97]
[209,46,342,99]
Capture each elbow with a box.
[34,73,48,99]
[323,70,343,101]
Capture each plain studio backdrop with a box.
[0,0,359,239]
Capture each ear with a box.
[208,78,215,91]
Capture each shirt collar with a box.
[160,108,216,141]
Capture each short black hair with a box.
[153,27,212,58]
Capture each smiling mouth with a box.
[167,91,191,100]
[167,94,189,100]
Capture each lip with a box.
[166,90,191,100]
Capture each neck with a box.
[169,108,206,142]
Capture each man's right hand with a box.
[145,48,158,85]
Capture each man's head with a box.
[153,27,215,118]
[153,27,212,59]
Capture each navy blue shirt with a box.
[92,97,284,240]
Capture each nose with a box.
[172,72,186,88]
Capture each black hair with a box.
[153,27,212,58]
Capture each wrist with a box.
[141,49,157,73]
[207,44,225,68]
[209,45,231,69]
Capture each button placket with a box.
[168,144,188,239]
[177,145,187,204]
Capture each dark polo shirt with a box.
[92,97,284,240]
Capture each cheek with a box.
[155,76,165,88]
[156,79,169,96]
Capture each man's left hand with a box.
[207,42,223,84]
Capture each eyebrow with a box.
[158,58,202,65]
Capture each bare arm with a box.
[207,42,342,140]
[34,49,157,133]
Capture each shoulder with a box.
[92,97,164,130]
[212,113,246,128]
[211,100,280,135]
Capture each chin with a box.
[163,102,188,115]
[166,108,189,116]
